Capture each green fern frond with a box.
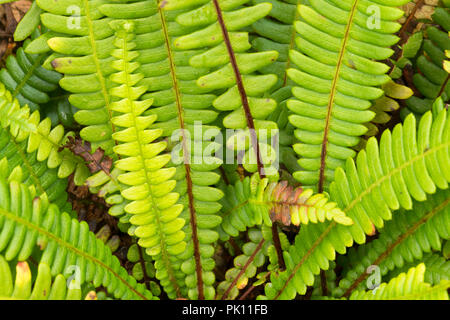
[0,176,155,300]
[331,109,449,240]
[404,6,450,119]
[165,0,281,177]
[0,82,89,186]
[385,253,450,287]
[348,263,450,300]
[0,156,72,214]
[0,32,62,112]
[332,189,449,297]
[104,3,225,299]
[261,109,449,300]
[35,0,118,155]
[106,20,188,299]
[287,0,409,192]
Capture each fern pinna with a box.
[0,256,84,300]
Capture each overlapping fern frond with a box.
[0,82,89,186]
[104,20,187,299]
[261,109,449,300]
[384,253,450,286]
[35,0,118,155]
[332,189,449,297]
[404,5,450,119]
[0,175,155,300]
[0,32,62,112]
[0,0,447,303]
[165,0,281,177]
[287,0,409,192]
[348,263,450,300]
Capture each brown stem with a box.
[220,238,265,300]
[219,166,230,185]
[437,74,450,98]
[212,0,265,178]
[390,0,425,65]
[137,244,151,291]
[271,223,286,271]
[320,270,328,296]
[238,284,256,301]
[228,238,242,256]
[238,272,270,300]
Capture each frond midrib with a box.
[212,0,265,177]
[318,0,360,193]
[9,133,47,196]
[157,2,204,299]
[12,54,44,99]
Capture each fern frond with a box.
[348,263,450,300]
[0,33,62,112]
[332,189,449,297]
[48,0,229,300]
[218,173,352,240]
[287,0,409,192]
[35,0,118,155]
[0,155,72,214]
[385,253,450,287]
[0,256,82,300]
[0,82,89,186]
[404,6,450,119]
[261,109,449,300]
[105,20,188,299]
[0,176,154,300]
[166,0,281,177]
